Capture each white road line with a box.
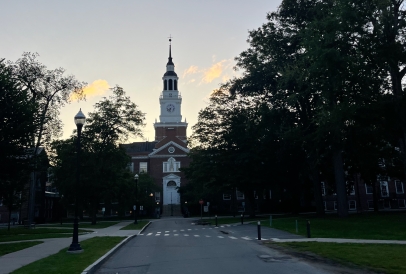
[242,237,252,240]
[173,230,177,232]
[184,234,189,236]
[180,229,184,231]
[202,228,206,230]
[218,236,224,238]
[194,235,200,237]
[229,236,237,240]
[165,234,169,236]
[157,232,161,234]
[139,234,144,235]
[187,229,192,231]
[220,226,224,228]
[155,234,160,236]
[165,231,169,233]
[174,234,179,236]
[205,235,211,237]
[147,233,152,236]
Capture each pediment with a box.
[149,141,189,157]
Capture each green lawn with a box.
[273,242,406,274]
[0,228,92,242]
[120,220,149,230]
[0,241,43,256]
[267,212,406,240]
[12,237,124,274]
[39,221,120,229]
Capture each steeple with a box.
[164,37,177,77]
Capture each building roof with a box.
[121,141,158,154]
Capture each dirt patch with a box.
[263,242,383,274]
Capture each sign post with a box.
[199,199,204,220]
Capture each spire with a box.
[167,37,174,66]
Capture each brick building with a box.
[122,40,190,216]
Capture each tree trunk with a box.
[332,148,348,217]
[309,165,324,216]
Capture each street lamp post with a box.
[68,109,86,253]
[134,174,139,224]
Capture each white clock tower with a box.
[154,39,188,142]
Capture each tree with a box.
[7,53,86,224]
[0,60,39,229]
[51,86,145,224]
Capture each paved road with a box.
[96,218,335,274]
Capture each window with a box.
[269,190,272,199]
[346,181,355,195]
[167,181,176,187]
[321,182,326,196]
[155,192,160,203]
[395,180,404,194]
[367,200,374,210]
[127,162,134,173]
[174,80,177,90]
[164,80,167,90]
[163,157,180,172]
[334,201,337,210]
[254,191,258,200]
[323,201,327,211]
[139,162,147,173]
[365,184,373,194]
[169,79,173,90]
[223,194,231,200]
[236,189,244,200]
[348,200,356,211]
[380,181,389,197]
[399,199,406,208]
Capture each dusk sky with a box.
[1,1,281,142]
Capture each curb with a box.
[81,221,152,274]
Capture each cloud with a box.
[183,65,199,78]
[71,79,110,101]
[201,60,227,83]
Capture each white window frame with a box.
[223,194,231,200]
[346,181,355,195]
[127,162,134,173]
[155,192,160,203]
[380,181,389,197]
[321,182,326,196]
[163,157,180,173]
[365,184,373,194]
[367,200,374,210]
[398,199,406,208]
[348,200,356,211]
[334,201,337,210]
[395,180,404,194]
[139,162,147,173]
[323,201,327,211]
[236,189,244,200]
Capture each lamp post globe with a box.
[134,174,139,224]
[68,109,86,253]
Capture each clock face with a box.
[166,104,175,113]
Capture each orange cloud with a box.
[183,65,199,78]
[71,79,110,101]
[201,60,227,83]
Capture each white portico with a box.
[162,174,181,205]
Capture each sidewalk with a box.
[269,237,406,244]
[0,221,142,274]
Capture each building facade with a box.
[123,40,190,216]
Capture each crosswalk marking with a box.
[155,234,160,236]
[241,237,252,240]
[194,235,200,237]
[218,236,224,238]
[173,230,177,232]
[180,229,184,231]
[229,236,237,240]
[165,231,169,233]
[147,233,152,236]
[184,234,189,236]
[187,229,192,231]
[205,235,211,238]
[165,234,169,236]
[174,234,179,236]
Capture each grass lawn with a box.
[0,241,43,256]
[272,242,406,274]
[39,221,120,229]
[0,228,92,242]
[120,220,149,230]
[11,236,124,274]
[267,212,406,240]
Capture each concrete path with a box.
[270,237,406,244]
[0,221,140,274]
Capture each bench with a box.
[23,220,36,229]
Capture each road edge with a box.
[81,221,152,274]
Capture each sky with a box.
[1,0,281,143]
